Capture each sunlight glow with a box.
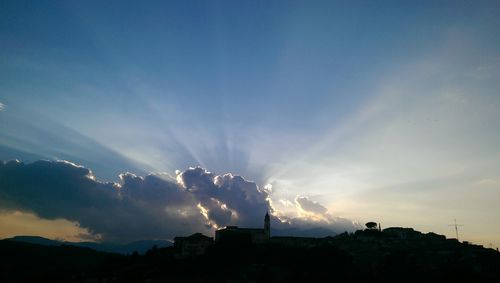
[197,203,219,229]
[0,210,100,242]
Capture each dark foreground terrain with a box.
[1,228,499,282]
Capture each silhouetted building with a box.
[383,227,422,239]
[215,212,270,245]
[425,232,446,241]
[174,233,213,257]
[270,236,326,248]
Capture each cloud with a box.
[270,195,362,233]
[295,196,328,215]
[0,160,360,242]
[178,167,272,227]
[0,160,208,242]
[0,102,4,111]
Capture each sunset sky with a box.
[1,1,499,247]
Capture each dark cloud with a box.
[178,167,271,227]
[0,160,207,242]
[0,161,275,242]
[0,160,360,242]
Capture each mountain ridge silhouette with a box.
[7,235,172,254]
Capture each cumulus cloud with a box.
[0,160,206,242]
[0,160,360,242]
[178,167,272,227]
[295,196,328,215]
[0,102,4,111]
[0,160,276,242]
[268,195,362,234]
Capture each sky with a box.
[0,1,499,247]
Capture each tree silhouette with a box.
[365,222,377,230]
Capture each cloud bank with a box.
[296,196,328,215]
[0,160,359,242]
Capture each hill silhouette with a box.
[1,227,499,282]
[0,240,125,282]
[7,235,172,254]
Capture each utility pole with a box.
[449,219,463,241]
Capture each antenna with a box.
[448,219,463,241]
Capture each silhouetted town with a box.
[2,212,500,282]
[174,213,499,258]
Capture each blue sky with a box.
[1,1,499,246]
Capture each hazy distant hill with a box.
[7,235,172,254]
